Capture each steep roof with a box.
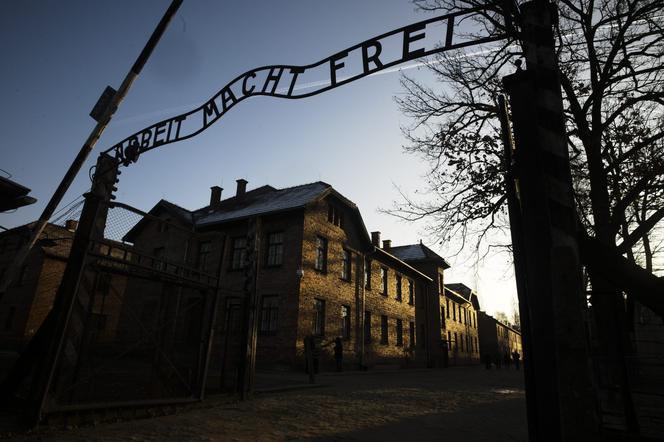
[370,247,433,282]
[122,199,194,242]
[196,182,330,227]
[390,242,450,269]
[445,283,481,310]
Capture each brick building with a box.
[123,180,437,377]
[0,221,75,351]
[477,311,523,365]
[443,283,481,365]
[0,220,128,351]
[391,242,448,367]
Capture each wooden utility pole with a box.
[502,1,600,440]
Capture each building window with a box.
[447,331,452,346]
[364,260,372,290]
[441,306,446,329]
[396,319,403,347]
[459,305,463,323]
[260,295,279,335]
[380,267,388,296]
[266,232,284,266]
[446,298,450,318]
[408,280,414,305]
[341,305,351,340]
[198,241,212,271]
[380,315,388,345]
[341,249,351,281]
[231,237,246,270]
[453,332,458,350]
[460,333,464,351]
[452,302,456,321]
[439,274,444,294]
[313,298,325,336]
[364,311,372,343]
[314,236,328,272]
[327,204,344,228]
[409,321,415,347]
[395,275,402,301]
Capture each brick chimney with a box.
[210,186,223,209]
[236,179,248,200]
[371,231,381,247]
[382,239,391,251]
[65,220,78,231]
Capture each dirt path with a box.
[8,366,527,441]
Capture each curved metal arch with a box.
[104,6,506,166]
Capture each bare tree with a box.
[394,0,664,287]
[494,311,512,326]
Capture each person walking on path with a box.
[512,350,521,370]
[334,337,343,372]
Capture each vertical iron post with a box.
[26,154,119,424]
[502,1,600,440]
[497,94,539,441]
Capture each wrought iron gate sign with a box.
[105,7,504,164]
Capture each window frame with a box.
[259,295,279,335]
[265,231,284,267]
[198,240,212,271]
[395,274,402,301]
[380,267,388,296]
[396,319,403,347]
[314,236,328,273]
[380,315,389,345]
[230,236,247,270]
[312,298,326,336]
[341,249,352,281]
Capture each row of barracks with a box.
[0,179,522,379]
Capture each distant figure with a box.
[504,351,511,369]
[334,337,343,372]
[512,351,521,370]
[484,353,492,370]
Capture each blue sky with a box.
[0,0,517,316]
